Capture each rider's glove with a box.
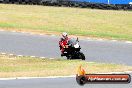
[63,46,66,48]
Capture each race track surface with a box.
[0,73,131,88]
[0,31,132,65]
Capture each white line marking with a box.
[1,53,6,55]
[86,37,91,39]
[12,31,16,32]
[124,71,132,73]
[111,40,117,42]
[21,32,27,34]
[30,56,36,58]
[17,55,23,57]
[0,70,132,80]
[97,39,103,41]
[49,58,54,59]
[39,34,44,36]
[9,54,14,56]
[51,35,55,36]
[0,30,5,32]
[1,29,132,44]
[0,75,76,80]
[109,72,126,74]
[125,41,132,44]
[40,57,46,59]
[40,75,75,78]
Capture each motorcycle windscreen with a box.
[68,38,78,47]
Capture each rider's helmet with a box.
[62,32,68,39]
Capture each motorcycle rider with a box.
[59,32,69,56]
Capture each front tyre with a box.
[78,52,85,60]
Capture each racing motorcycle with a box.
[62,38,85,60]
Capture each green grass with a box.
[0,4,132,40]
[0,55,132,77]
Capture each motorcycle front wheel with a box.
[66,55,72,60]
[78,52,85,60]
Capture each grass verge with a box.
[0,4,132,41]
[0,55,132,78]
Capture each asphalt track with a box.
[0,30,132,65]
[0,73,131,88]
[0,30,132,88]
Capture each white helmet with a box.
[62,32,68,38]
